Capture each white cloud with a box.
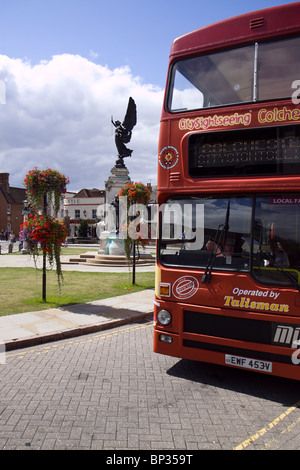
[89,50,99,60]
[0,54,163,191]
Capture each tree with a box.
[78,220,89,238]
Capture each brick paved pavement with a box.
[1,320,300,451]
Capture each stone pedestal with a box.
[105,165,131,204]
[98,164,131,255]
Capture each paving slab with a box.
[0,289,154,351]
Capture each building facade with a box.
[63,188,105,240]
[0,173,26,239]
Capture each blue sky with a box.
[0,0,297,190]
[2,0,293,87]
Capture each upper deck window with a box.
[168,36,299,112]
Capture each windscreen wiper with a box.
[201,201,230,284]
[261,251,300,293]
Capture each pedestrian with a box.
[9,231,15,251]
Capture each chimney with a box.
[0,173,9,192]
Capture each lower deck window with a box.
[159,194,300,288]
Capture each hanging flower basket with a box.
[24,167,69,214]
[118,182,151,206]
[117,182,151,263]
[19,215,68,288]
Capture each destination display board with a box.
[188,125,300,177]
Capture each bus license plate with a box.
[225,354,272,372]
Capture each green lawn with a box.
[0,267,155,316]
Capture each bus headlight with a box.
[157,309,172,326]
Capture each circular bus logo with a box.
[159,146,179,169]
[172,276,199,299]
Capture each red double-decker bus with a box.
[153,3,300,380]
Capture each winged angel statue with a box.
[111,97,137,167]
